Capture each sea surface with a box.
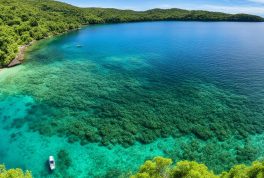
[0,22,264,177]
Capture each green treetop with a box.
[0,164,32,178]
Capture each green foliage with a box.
[0,0,85,67]
[0,164,32,178]
[0,0,263,67]
[172,161,218,178]
[132,157,264,178]
[131,157,173,178]
[220,161,264,178]
[0,25,18,66]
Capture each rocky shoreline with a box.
[7,41,36,68]
[3,27,83,69]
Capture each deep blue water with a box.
[0,22,264,177]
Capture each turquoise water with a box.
[0,22,264,177]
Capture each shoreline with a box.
[2,19,264,70]
[7,41,36,68]
[2,20,264,71]
[2,26,85,70]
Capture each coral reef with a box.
[163,138,260,173]
[0,22,264,174]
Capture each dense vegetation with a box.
[0,164,32,178]
[0,0,263,67]
[131,157,264,178]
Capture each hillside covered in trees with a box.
[0,0,263,67]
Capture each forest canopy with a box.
[131,157,264,178]
[0,0,263,67]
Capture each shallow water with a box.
[0,22,264,177]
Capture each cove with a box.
[0,22,264,177]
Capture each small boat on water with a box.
[49,156,56,170]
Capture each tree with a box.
[171,161,218,178]
[0,164,32,178]
[220,161,264,178]
[131,157,173,178]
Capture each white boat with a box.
[49,156,56,170]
